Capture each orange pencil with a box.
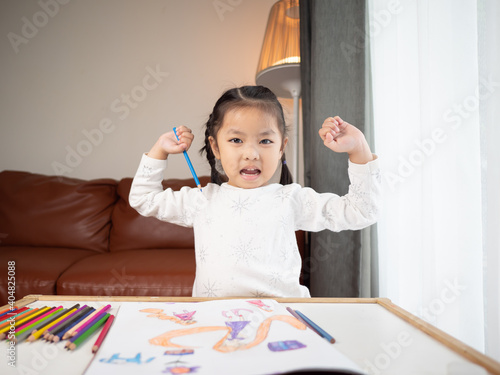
[0,308,35,329]
[92,314,114,353]
[0,306,17,318]
[0,307,48,340]
[0,307,28,323]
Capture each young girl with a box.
[129,85,381,298]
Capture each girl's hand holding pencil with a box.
[147,126,195,160]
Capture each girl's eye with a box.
[229,138,242,144]
[260,139,273,145]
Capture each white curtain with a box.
[368,0,500,357]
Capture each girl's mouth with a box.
[240,168,261,177]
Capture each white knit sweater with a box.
[129,154,382,298]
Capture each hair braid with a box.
[200,114,225,185]
[279,153,293,185]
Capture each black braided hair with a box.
[199,85,293,185]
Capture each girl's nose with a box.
[243,145,259,160]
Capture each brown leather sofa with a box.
[0,170,306,305]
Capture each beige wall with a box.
[0,0,293,181]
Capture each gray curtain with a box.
[300,0,376,297]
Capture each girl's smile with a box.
[209,107,288,189]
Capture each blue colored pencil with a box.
[294,309,336,344]
[173,127,202,191]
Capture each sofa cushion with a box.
[0,170,117,252]
[57,249,196,296]
[0,246,96,305]
[109,176,210,251]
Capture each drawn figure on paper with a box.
[140,308,197,325]
[246,299,273,312]
[268,340,306,352]
[163,349,199,374]
[99,352,155,365]
[222,308,252,341]
[149,315,306,353]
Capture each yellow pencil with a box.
[0,307,51,339]
[27,307,78,342]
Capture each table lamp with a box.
[256,0,301,182]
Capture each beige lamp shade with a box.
[256,0,300,99]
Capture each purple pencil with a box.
[68,309,108,345]
[70,304,111,339]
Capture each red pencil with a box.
[67,304,110,339]
[92,314,114,353]
[0,306,17,318]
[0,307,29,323]
[0,307,32,328]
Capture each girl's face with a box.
[209,107,287,189]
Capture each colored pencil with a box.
[42,303,80,340]
[27,307,78,342]
[13,306,49,327]
[28,308,68,333]
[70,305,110,338]
[67,313,109,351]
[44,304,85,340]
[294,309,336,344]
[92,314,114,353]
[69,310,107,343]
[0,308,35,329]
[63,306,100,340]
[0,309,36,334]
[173,127,202,191]
[0,307,28,323]
[15,307,60,336]
[52,307,94,343]
[0,307,49,339]
[0,306,17,319]
[14,307,64,343]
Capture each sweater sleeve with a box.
[293,156,382,232]
[128,153,198,227]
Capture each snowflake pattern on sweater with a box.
[129,154,382,298]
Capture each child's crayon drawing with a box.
[163,348,198,374]
[246,300,273,312]
[149,315,306,353]
[140,308,197,325]
[267,340,306,352]
[163,365,199,374]
[99,352,155,365]
[86,299,364,375]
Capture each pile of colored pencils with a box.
[0,304,115,352]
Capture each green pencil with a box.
[14,307,63,342]
[67,313,109,351]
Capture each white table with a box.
[1,295,499,375]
